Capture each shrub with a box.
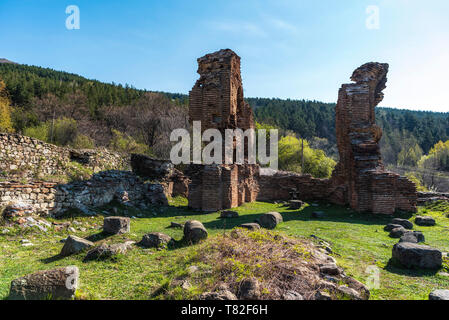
[71,134,95,149]
[109,129,150,154]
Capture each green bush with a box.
[109,129,150,154]
[71,134,95,149]
[23,123,49,142]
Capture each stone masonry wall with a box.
[0,133,129,181]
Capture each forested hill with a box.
[0,62,448,165]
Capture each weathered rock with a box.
[239,223,261,231]
[389,226,407,238]
[337,285,361,300]
[391,218,413,230]
[282,290,304,300]
[199,290,237,300]
[139,232,173,248]
[415,216,436,226]
[183,220,208,243]
[60,235,94,256]
[169,221,184,229]
[239,278,260,300]
[342,277,370,300]
[258,212,283,229]
[320,263,341,276]
[9,266,79,300]
[399,231,425,243]
[103,216,130,234]
[392,242,442,269]
[289,200,304,210]
[384,223,404,232]
[429,289,449,300]
[84,241,134,261]
[220,211,239,219]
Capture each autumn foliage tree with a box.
[0,79,14,132]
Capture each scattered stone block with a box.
[384,223,403,232]
[84,241,134,261]
[391,218,413,230]
[392,242,442,269]
[389,226,407,238]
[239,223,261,231]
[220,211,239,219]
[399,231,425,243]
[415,216,436,226]
[60,235,94,256]
[183,220,208,244]
[103,216,130,234]
[320,263,341,276]
[139,232,173,249]
[258,212,283,229]
[9,266,79,300]
[429,289,449,300]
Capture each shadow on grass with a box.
[40,254,65,264]
[385,258,440,277]
[85,231,113,242]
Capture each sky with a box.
[0,0,448,112]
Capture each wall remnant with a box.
[329,62,417,214]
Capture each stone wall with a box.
[0,133,129,181]
[0,171,168,216]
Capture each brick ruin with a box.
[329,63,417,214]
[187,49,259,211]
[186,50,417,214]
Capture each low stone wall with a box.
[0,133,129,180]
[0,171,168,216]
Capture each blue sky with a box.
[0,0,448,111]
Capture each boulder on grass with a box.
[239,277,261,300]
[239,223,261,231]
[399,231,425,243]
[183,220,208,244]
[60,235,94,256]
[384,224,403,232]
[103,216,130,234]
[392,242,442,269]
[9,266,79,300]
[258,212,283,229]
[429,289,449,300]
[84,241,134,261]
[391,218,413,230]
[389,226,407,238]
[139,232,173,248]
[415,216,436,227]
[220,211,239,219]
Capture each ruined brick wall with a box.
[257,169,331,202]
[189,49,254,135]
[187,164,259,212]
[330,63,417,214]
[187,49,257,211]
[0,133,129,181]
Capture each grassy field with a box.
[1,197,449,300]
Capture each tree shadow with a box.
[384,258,440,277]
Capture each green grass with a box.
[1,197,449,300]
